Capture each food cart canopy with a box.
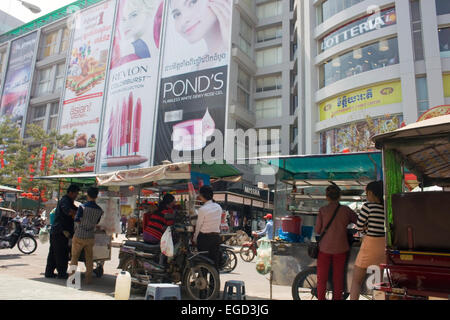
[34,173,98,185]
[0,185,22,193]
[373,115,450,187]
[262,152,382,186]
[96,162,242,187]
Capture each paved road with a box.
[0,236,294,300]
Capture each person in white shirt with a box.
[193,186,222,268]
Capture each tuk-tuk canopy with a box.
[264,152,382,186]
[373,115,450,187]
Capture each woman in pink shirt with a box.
[315,184,357,300]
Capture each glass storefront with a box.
[318,0,365,24]
[320,7,396,52]
[319,37,399,88]
[439,27,450,58]
[436,0,450,15]
[319,114,403,154]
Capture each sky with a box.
[0,0,76,24]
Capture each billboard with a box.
[0,31,38,127]
[153,0,233,165]
[97,0,164,172]
[319,81,403,121]
[58,0,116,172]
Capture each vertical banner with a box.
[98,0,164,172]
[58,1,116,172]
[0,31,38,127]
[153,0,233,165]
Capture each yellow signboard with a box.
[443,74,450,97]
[319,81,403,121]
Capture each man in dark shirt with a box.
[45,184,80,279]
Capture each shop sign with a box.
[228,195,243,204]
[253,200,264,208]
[319,81,402,121]
[244,198,252,206]
[214,193,226,202]
[320,7,396,52]
[244,185,261,197]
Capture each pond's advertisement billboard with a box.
[153,0,233,165]
[0,31,38,127]
[58,1,116,172]
[98,0,164,172]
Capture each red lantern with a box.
[0,150,4,169]
[21,192,27,197]
[48,154,54,169]
[18,177,22,184]
[32,188,39,193]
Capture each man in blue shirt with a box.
[254,214,274,240]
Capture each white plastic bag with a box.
[255,237,272,275]
[38,226,50,244]
[160,226,174,257]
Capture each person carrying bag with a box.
[312,184,357,300]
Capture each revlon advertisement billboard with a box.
[98,0,164,172]
[58,0,116,172]
[153,0,233,165]
[0,31,38,127]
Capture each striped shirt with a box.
[357,202,385,237]
[74,201,104,239]
[143,208,175,241]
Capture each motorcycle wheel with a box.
[239,245,255,262]
[221,249,237,273]
[121,257,147,294]
[183,263,220,300]
[17,235,37,254]
[291,267,350,300]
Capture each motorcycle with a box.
[118,213,220,300]
[218,244,237,273]
[0,218,38,254]
[239,234,259,262]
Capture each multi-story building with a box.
[0,9,24,35]
[1,0,449,173]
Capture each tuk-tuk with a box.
[372,115,450,300]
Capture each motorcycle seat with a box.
[123,240,161,254]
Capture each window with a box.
[36,67,53,96]
[48,103,59,132]
[54,63,65,92]
[0,50,6,86]
[436,0,450,15]
[438,27,450,58]
[319,37,399,88]
[239,18,253,57]
[411,0,424,61]
[238,67,251,110]
[257,25,282,43]
[256,74,282,92]
[256,46,282,67]
[41,31,59,59]
[40,27,70,59]
[318,0,364,24]
[416,77,429,117]
[257,1,282,19]
[27,105,47,131]
[255,97,282,119]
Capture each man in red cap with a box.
[253,213,274,240]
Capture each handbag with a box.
[308,204,341,259]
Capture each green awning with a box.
[266,152,382,184]
[191,163,242,179]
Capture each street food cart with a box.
[260,152,383,299]
[371,115,450,300]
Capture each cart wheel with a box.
[292,267,350,300]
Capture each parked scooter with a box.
[118,213,220,300]
[218,244,237,273]
[0,218,38,254]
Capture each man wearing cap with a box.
[254,214,274,240]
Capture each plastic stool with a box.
[222,280,246,300]
[145,283,181,300]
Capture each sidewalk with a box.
[0,274,114,300]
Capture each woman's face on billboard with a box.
[121,2,147,40]
[171,0,217,44]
